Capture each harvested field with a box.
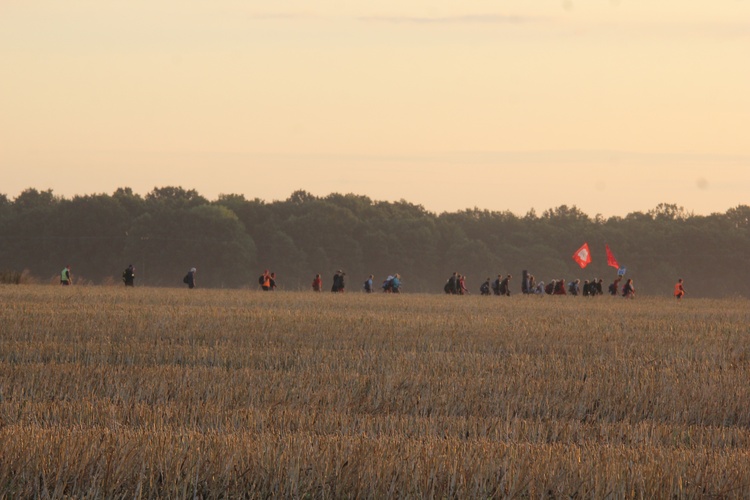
[1,286,749,497]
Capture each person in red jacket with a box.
[312,274,322,292]
[674,278,685,299]
[458,274,468,295]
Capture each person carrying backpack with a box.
[499,274,512,296]
[60,265,72,286]
[390,274,401,293]
[593,278,604,295]
[331,270,345,292]
[622,278,635,298]
[184,268,196,289]
[479,278,491,296]
[259,270,270,291]
[122,264,135,287]
[268,272,277,291]
[609,277,622,296]
[445,272,458,294]
[364,275,374,293]
[491,275,502,295]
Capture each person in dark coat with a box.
[122,264,135,287]
[480,278,491,296]
[492,274,502,295]
[185,268,196,289]
[622,278,635,298]
[444,272,458,294]
[331,270,345,292]
[499,274,512,296]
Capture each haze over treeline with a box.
[1,187,748,297]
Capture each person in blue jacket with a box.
[390,274,401,293]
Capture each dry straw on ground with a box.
[1,286,749,497]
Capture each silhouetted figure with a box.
[332,270,345,292]
[184,268,196,289]
[622,278,635,298]
[492,274,502,295]
[268,272,277,291]
[122,264,135,287]
[499,274,512,296]
[609,277,622,296]
[444,272,458,294]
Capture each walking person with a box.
[458,274,468,295]
[184,268,196,289]
[622,278,635,298]
[609,277,622,296]
[390,274,402,293]
[499,274,512,296]
[492,274,502,295]
[331,270,345,292]
[259,270,271,291]
[480,277,491,296]
[312,274,322,292]
[60,265,72,286]
[444,272,458,294]
[363,274,374,293]
[674,278,686,300]
[122,264,135,287]
[268,272,277,291]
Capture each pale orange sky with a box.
[1,1,748,216]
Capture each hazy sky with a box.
[2,1,748,217]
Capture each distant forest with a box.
[1,187,748,297]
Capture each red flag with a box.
[605,244,620,269]
[573,243,592,269]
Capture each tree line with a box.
[1,187,748,297]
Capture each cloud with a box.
[554,20,750,41]
[358,14,547,25]
[244,12,316,21]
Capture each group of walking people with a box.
[528,277,635,298]
[312,271,402,293]
[312,270,348,292]
[446,273,513,296]
[62,263,683,300]
[441,271,683,300]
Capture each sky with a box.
[1,0,748,217]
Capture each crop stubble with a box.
[1,286,749,497]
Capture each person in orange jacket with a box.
[674,278,685,299]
